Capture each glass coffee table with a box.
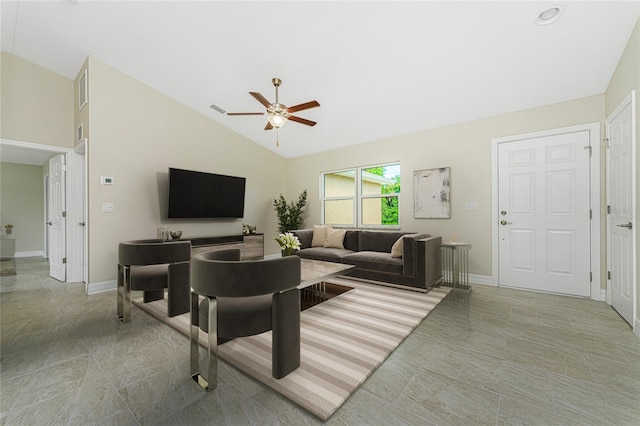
[298,259,355,310]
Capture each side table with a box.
[440,242,471,292]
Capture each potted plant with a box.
[275,232,301,257]
[4,224,13,235]
[273,189,307,234]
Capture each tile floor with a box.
[1,257,639,425]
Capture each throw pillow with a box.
[391,236,405,258]
[311,225,333,247]
[324,229,346,249]
[391,234,421,258]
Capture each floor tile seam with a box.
[37,275,142,426]
[82,329,144,426]
[0,351,92,383]
[545,367,640,409]
[359,388,440,426]
[0,355,99,416]
[548,394,619,426]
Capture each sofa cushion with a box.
[293,229,313,249]
[311,225,333,247]
[324,229,346,249]
[341,251,403,274]
[296,247,354,262]
[359,231,409,253]
[343,231,360,251]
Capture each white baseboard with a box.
[635,319,640,339]
[469,274,494,286]
[600,288,607,302]
[15,250,44,258]
[87,279,116,295]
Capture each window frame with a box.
[320,162,401,229]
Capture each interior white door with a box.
[498,131,591,296]
[607,94,635,325]
[48,154,66,282]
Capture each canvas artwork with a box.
[414,167,451,218]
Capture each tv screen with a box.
[167,168,246,218]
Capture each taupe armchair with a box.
[190,249,301,391]
[117,239,191,323]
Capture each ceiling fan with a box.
[227,78,320,146]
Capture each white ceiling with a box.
[1,1,639,160]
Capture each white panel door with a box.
[607,94,635,325]
[498,131,591,296]
[48,154,66,282]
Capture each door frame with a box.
[0,138,86,283]
[605,90,637,325]
[491,122,601,300]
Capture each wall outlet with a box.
[102,202,114,212]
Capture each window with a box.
[321,163,400,228]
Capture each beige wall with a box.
[287,95,605,277]
[0,162,45,253]
[0,53,74,147]
[85,57,288,283]
[605,17,640,327]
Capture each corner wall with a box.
[85,57,288,284]
[286,95,605,279]
[0,53,74,147]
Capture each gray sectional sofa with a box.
[291,228,442,290]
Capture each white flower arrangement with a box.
[275,232,301,256]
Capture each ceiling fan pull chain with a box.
[276,129,280,148]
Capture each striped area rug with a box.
[133,278,450,420]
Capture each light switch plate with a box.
[464,201,478,211]
[102,202,114,212]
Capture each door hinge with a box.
[584,146,592,156]
[62,211,67,218]
[62,257,67,264]
[589,209,592,219]
[61,164,67,172]
[590,272,592,282]
[603,138,611,148]
[608,271,611,280]
[607,205,611,214]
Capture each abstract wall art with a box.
[414,167,451,218]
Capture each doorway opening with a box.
[0,138,86,284]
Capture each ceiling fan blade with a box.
[264,122,274,130]
[250,92,271,108]
[227,112,264,116]
[287,100,320,113]
[288,115,317,127]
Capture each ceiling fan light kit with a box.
[227,77,320,146]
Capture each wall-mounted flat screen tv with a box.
[167,167,246,218]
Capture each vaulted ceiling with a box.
[2,1,639,158]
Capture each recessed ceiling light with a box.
[536,5,565,26]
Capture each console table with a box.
[187,233,264,260]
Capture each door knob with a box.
[616,222,633,230]
[46,221,52,226]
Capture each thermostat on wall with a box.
[101,176,115,185]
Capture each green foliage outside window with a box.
[365,166,400,225]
